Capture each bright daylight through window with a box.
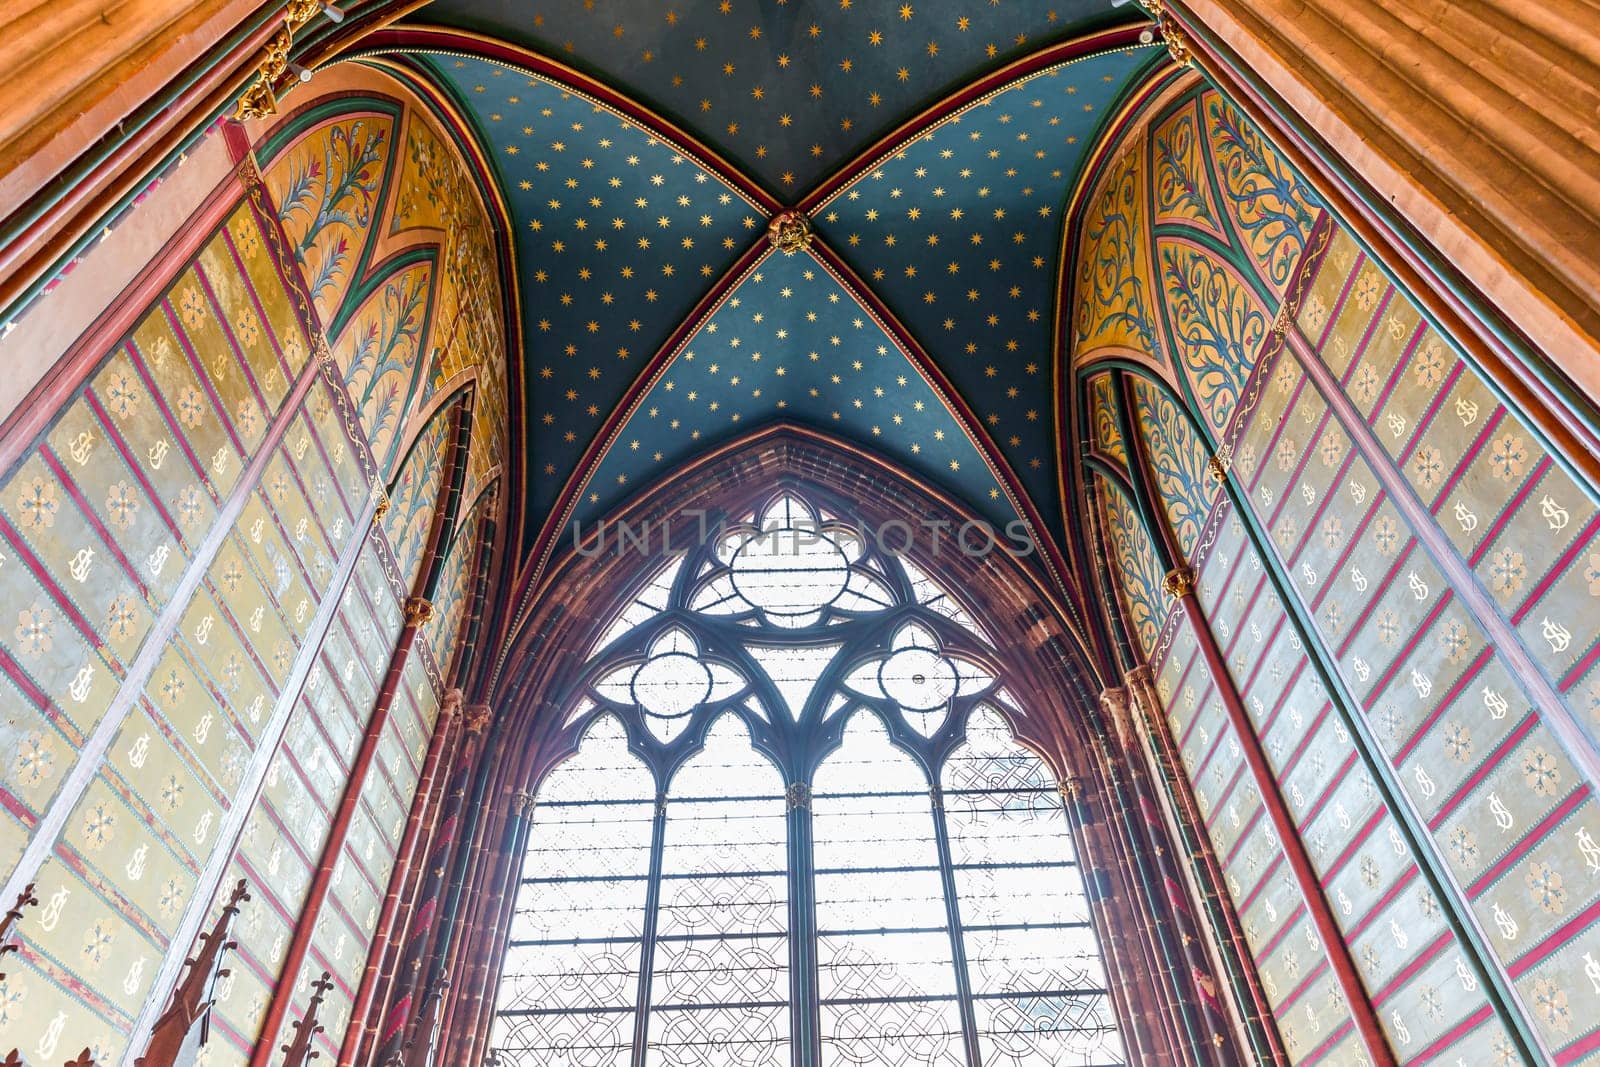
[491,493,1125,1066]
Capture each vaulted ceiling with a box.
[387,1,1170,581]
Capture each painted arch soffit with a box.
[412,43,771,553]
[575,246,1033,540]
[1068,78,1325,383]
[251,67,513,510]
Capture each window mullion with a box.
[931,784,985,1067]
[630,791,670,1067]
[787,781,820,1067]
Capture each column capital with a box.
[1100,685,1139,743]
[1157,11,1193,67]
[463,703,493,734]
[441,687,465,716]
[511,789,537,818]
[1162,566,1197,600]
[403,596,435,627]
[1123,664,1155,689]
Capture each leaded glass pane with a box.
[745,642,843,720]
[814,713,966,1066]
[941,708,1126,1066]
[593,555,687,655]
[648,715,790,1066]
[494,715,655,1066]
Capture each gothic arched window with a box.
[492,492,1126,1066]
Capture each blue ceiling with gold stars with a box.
[583,246,1021,532]
[404,3,1164,569]
[422,0,1133,194]
[423,53,770,526]
[813,45,1161,540]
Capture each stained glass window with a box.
[492,493,1126,1066]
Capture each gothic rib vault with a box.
[362,5,1170,605]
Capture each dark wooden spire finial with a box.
[0,882,38,982]
[279,971,334,1066]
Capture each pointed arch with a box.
[456,431,1206,1065]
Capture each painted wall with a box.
[1077,77,1600,1063]
[0,65,507,1066]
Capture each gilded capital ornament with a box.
[285,0,323,30]
[1059,774,1083,802]
[404,597,436,626]
[261,26,293,79]
[1158,13,1193,67]
[1162,567,1197,600]
[236,79,279,121]
[767,210,813,255]
[234,12,316,121]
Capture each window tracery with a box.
[492,492,1125,1066]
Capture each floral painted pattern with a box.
[14,603,52,657]
[1151,101,1221,234]
[381,403,455,595]
[1158,241,1269,435]
[335,263,433,474]
[14,732,53,788]
[1087,373,1127,467]
[270,115,394,320]
[1133,377,1216,559]
[1102,481,1167,657]
[16,476,58,528]
[105,481,140,529]
[1204,93,1320,292]
[1074,151,1163,364]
